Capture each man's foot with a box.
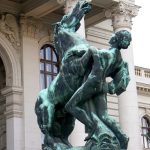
[84,126,96,141]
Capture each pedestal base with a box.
[42,114,124,150]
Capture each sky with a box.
[132,0,150,68]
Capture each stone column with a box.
[57,0,87,146]
[107,2,142,150]
[1,86,24,150]
[20,15,42,150]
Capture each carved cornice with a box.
[105,1,140,30]
[20,14,42,39]
[0,13,21,49]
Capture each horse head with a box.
[54,0,92,61]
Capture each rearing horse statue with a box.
[35,1,131,150]
[35,1,94,149]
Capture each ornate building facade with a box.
[0,0,149,150]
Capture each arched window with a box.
[0,57,6,89]
[40,44,59,89]
[141,116,150,148]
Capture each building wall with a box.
[0,4,149,150]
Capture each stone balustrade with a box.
[135,66,150,79]
[135,66,150,96]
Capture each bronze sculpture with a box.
[35,1,131,149]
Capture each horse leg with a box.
[35,89,56,149]
[60,112,75,146]
[35,90,55,134]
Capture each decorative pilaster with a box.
[106,2,142,150]
[20,14,41,39]
[21,16,41,149]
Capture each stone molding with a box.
[145,109,150,115]
[20,14,41,39]
[139,103,150,111]
[1,86,23,119]
[105,1,140,29]
[0,33,22,87]
[1,86,23,96]
[0,13,21,49]
[137,86,150,96]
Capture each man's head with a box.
[109,30,132,49]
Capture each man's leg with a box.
[65,70,102,130]
[65,48,103,135]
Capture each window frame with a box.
[40,44,59,89]
[141,116,150,149]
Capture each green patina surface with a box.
[35,1,131,150]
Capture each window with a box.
[0,57,6,89]
[40,44,59,89]
[141,116,150,148]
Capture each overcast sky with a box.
[132,0,150,68]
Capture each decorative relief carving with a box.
[20,14,42,39]
[105,1,140,30]
[0,13,20,49]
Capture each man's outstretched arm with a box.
[108,61,130,95]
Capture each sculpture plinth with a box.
[35,1,131,149]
